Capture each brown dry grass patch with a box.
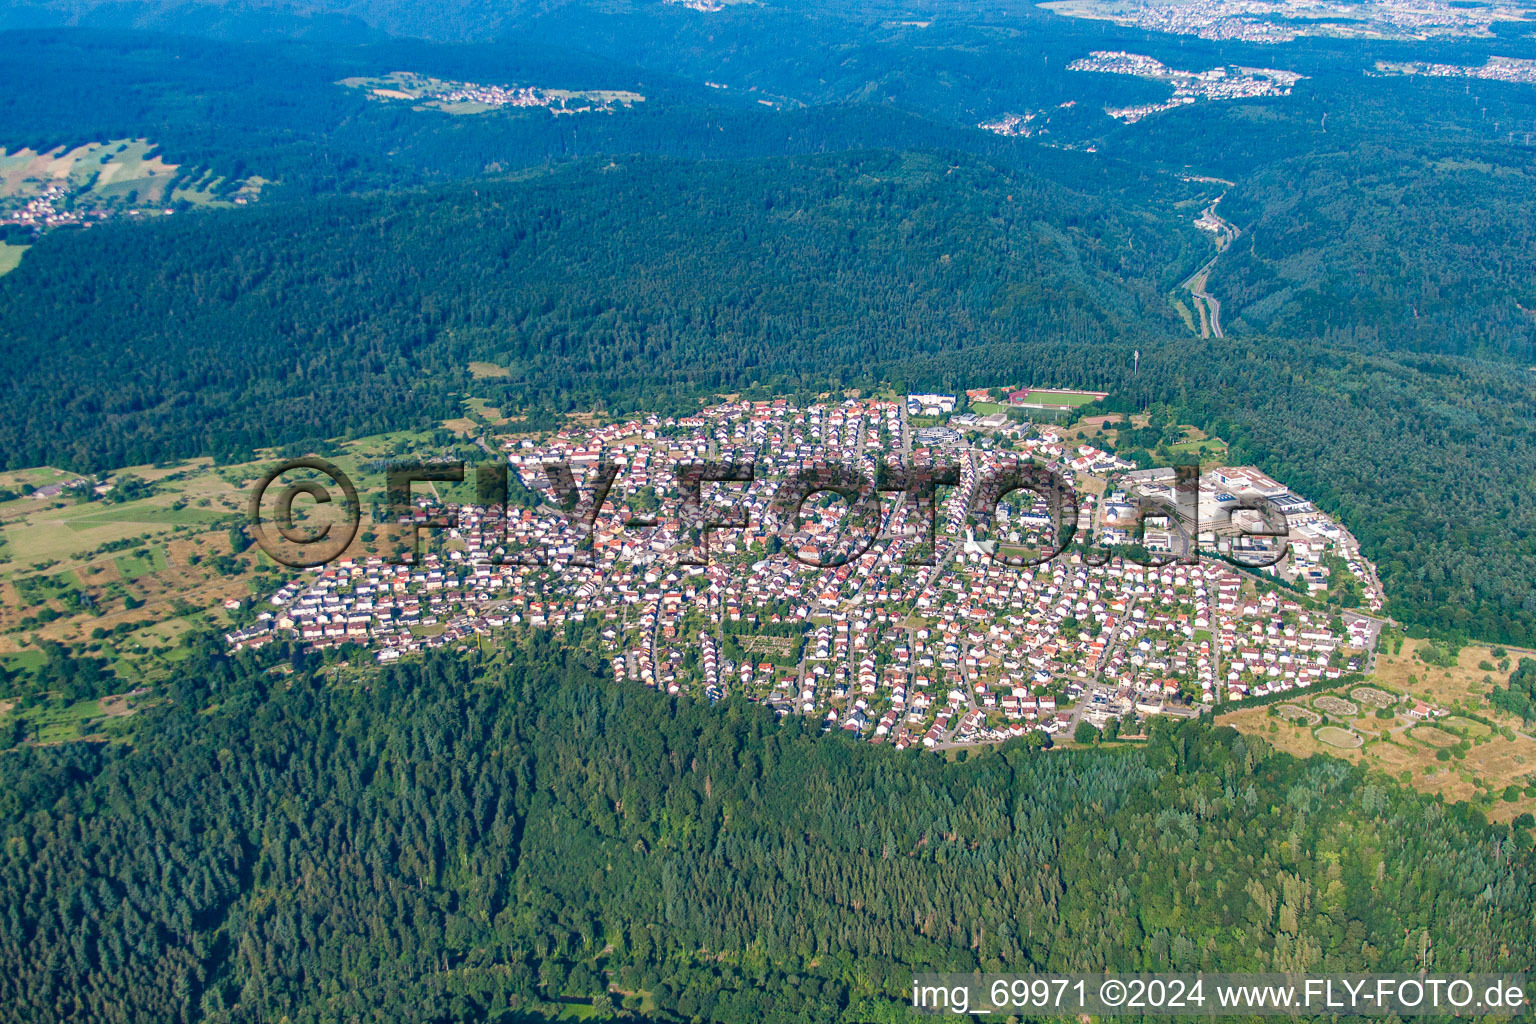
[1226,689,1536,824]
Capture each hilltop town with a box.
[230,394,1387,751]
[1068,51,1303,123]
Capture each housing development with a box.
[1039,0,1531,44]
[1373,55,1536,87]
[231,397,1386,751]
[1068,51,1303,122]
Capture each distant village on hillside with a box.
[339,72,646,117]
[1068,51,1303,123]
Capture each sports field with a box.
[1013,388,1108,409]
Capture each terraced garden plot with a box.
[1314,695,1359,716]
[1350,686,1396,708]
[1278,704,1321,725]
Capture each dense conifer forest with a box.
[1215,145,1536,362]
[0,634,1530,1023]
[0,150,1198,469]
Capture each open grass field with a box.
[1349,715,1394,738]
[0,242,26,277]
[0,420,499,682]
[1316,725,1363,748]
[1169,295,1198,333]
[468,361,512,379]
[0,687,151,744]
[463,397,510,423]
[0,650,46,675]
[1,493,234,565]
[1369,636,1529,713]
[1168,433,1229,461]
[114,545,169,581]
[0,467,84,493]
[3,139,169,207]
[0,532,249,650]
[1442,715,1491,737]
[64,504,231,531]
[1409,725,1459,748]
[19,695,103,743]
[0,138,258,229]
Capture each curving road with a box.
[1181,197,1240,339]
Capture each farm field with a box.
[1,139,174,203]
[0,467,242,568]
[0,419,492,680]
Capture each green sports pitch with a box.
[1012,388,1108,409]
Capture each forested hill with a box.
[1214,144,1536,363]
[8,145,1536,644]
[0,635,1530,1023]
[0,30,1177,201]
[0,149,1201,470]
